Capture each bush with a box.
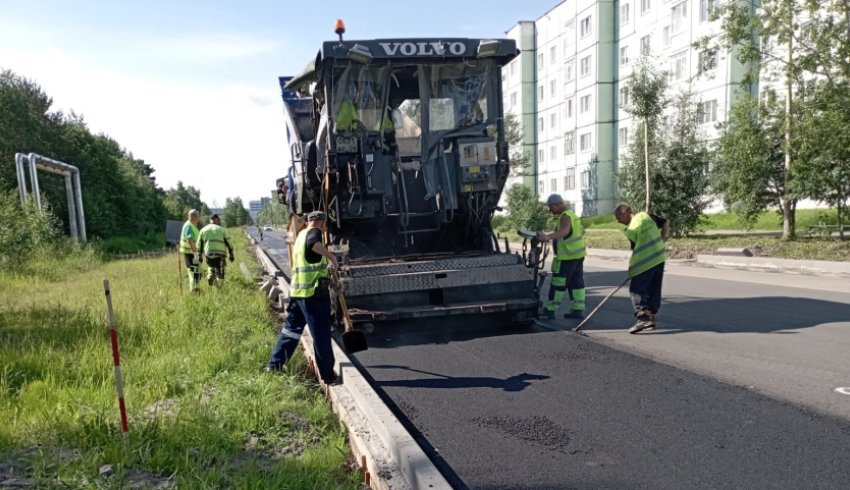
[504,184,552,232]
[0,191,61,269]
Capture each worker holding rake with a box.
[537,194,586,320]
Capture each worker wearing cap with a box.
[180,209,201,293]
[536,194,586,320]
[614,204,667,334]
[266,211,339,384]
[197,214,235,286]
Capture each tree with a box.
[652,91,711,236]
[504,184,550,232]
[503,112,531,176]
[619,88,710,236]
[795,81,850,238]
[714,95,789,230]
[708,0,850,238]
[622,58,668,212]
[222,197,251,227]
[256,199,288,227]
[163,181,210,220]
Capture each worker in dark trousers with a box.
[197,214,234,286]
[180,209,201,293]
[537,194,586,320]
[265,211,339,384]
[614,204,667,334]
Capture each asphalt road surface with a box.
[251,229,850,489]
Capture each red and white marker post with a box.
[103,280,129,439]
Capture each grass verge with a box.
[0,231,358,488]
[584,229,850,261]
[580,208,842,231]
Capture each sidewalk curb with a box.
[695,254,850,276]
[249,231,450,490]
[510,241,849,276]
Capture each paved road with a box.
[253,229,850,489]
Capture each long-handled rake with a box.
[573,277,630,332]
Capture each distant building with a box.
[249,197,271,220]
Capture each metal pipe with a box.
[14,153,28,204]
[64,174,79,240]
[27,152,42,209]
[73,169,86,241]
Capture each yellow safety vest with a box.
[290,228,328,298]
[180,221,199,255]
[624,212,667,277]
[554,210,586,260]
[198,224,228,257]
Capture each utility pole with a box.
[783,3,795,240]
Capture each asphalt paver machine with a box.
[276,27,546,333]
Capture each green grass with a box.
[584,229,850,261]
[580,208,842,231]
[95,233,167,255]
[0,231,359,488]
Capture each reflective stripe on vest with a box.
[180,221,199,254]
[555,210,587,260]
[199,224,228,257]
[627,213,667,277]
[289,228,328,298]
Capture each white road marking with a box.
[835,387,850,395]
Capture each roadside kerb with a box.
[695,254,850,276]
[248,232,451,490]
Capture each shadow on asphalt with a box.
[563,270,850,334]
[367,365,549,391]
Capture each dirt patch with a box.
[473,415,571,452]
[142,399,179,420]
[123,469,174,489]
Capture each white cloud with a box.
[141,33,282,62]
[0,45,289,206]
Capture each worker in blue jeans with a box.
[265,212,339,384]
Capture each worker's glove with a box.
[229,254,234,263]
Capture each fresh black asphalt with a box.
[252,229,850,489]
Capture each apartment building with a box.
[503,0,750,216]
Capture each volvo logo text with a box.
[377,42,467,56]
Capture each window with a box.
[671,51,688,81]
[564,167,576,190]
[672,2,688,34]
[640,35,651,55]
[620,46,629,66]
[662,26,671,48]
[550,145,557,160]
[698,49,718,73]
[550,79,557,98]
[564,131,576,155]
[579,132,592,152]
[510,92,517,106]
[619,86,630,107]
[701,99,718,123]
[550,45,557,64]
[538,117,544,132]
[539,180,544,194]
[580,55,591,77]
[700,0,716,23]
[640,0,651,14]
[550,113,557,130]
[550,178,557,193]
[565,59,575,81]
[580,95,591,113]
[580,16,592,38]
[538,85,544,101]
[619,127,630,147]
[538,149,545,163]
[580,170,591,189]
[565,98,574,118]
[510,61,516,76]
[538,53,544,70]
[565,21,576,47]
[621,3,630,25]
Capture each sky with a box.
[0,0,545,208]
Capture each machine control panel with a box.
[458,139,499,193]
